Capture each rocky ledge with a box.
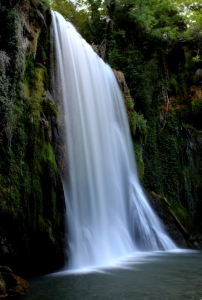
[147,191,202,249]
[0,266,28,298]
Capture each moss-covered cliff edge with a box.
[0,0,65,275]
[123,52,202,239]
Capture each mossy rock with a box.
[170,202,193,233]
[42,99,57,117]
[147,191,190,248]
[0,266,28,297]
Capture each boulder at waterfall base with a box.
[0,266,28,297]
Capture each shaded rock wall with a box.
[0,0,65,275]
[147,191,202,249]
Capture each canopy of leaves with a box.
[49,0,92,38]
[176,0,202,32]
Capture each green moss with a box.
[43,143,57,172]
[169,76,179,95]
[134,111,147,136]
[171,202,193,232]
[191,99,202,114]
[23,53,35,82]
[172,99,178,108]
[38,216,55,244]
[127,97,135,110]
[134,144,144,181]
[130,114,137,136]
[0,5,65,273]
[143,111,164,194]
[42,99,57,117]
[142,106,202,232]
[126,97,147,140]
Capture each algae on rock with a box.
[0,0,65,275]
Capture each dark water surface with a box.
[21,251,202,300]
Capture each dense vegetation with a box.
[0,0,65,274]
[50,0,202,233]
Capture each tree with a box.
[50,0,91,38]
[175,0,202,32]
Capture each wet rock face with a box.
[147,192,202,250]
[147,191,189,248]
[0,266,28,297]
[113,70,129,94]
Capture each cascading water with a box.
[51,11,176,270]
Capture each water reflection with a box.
[22,251,202,300]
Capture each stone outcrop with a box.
[113,70,129,94]
[147,191,202,249]
[0,266,28,298]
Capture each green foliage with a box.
[108,46,122,70]
[121,0,183,40]
[0,68,12,131]
[23,53,35,82]
[142,111,163,193]
[41,0,51,9]
[47,0,199,233]
[191,99,202,114]
[43,143,57,172]
[169,76,179,95]
[50,0,91,39]
[171,201,193,232]
[125,93,147,139]
[134,144,144,181]
[143,109,202,232]
[193,55,201,63]
[157,115,180,202]
[176,0,202,34]
[0,1,65,274]
[79,0,202,232]
[134,112,147,136]
[0,0,201,275]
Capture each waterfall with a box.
[51,11,176,270]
